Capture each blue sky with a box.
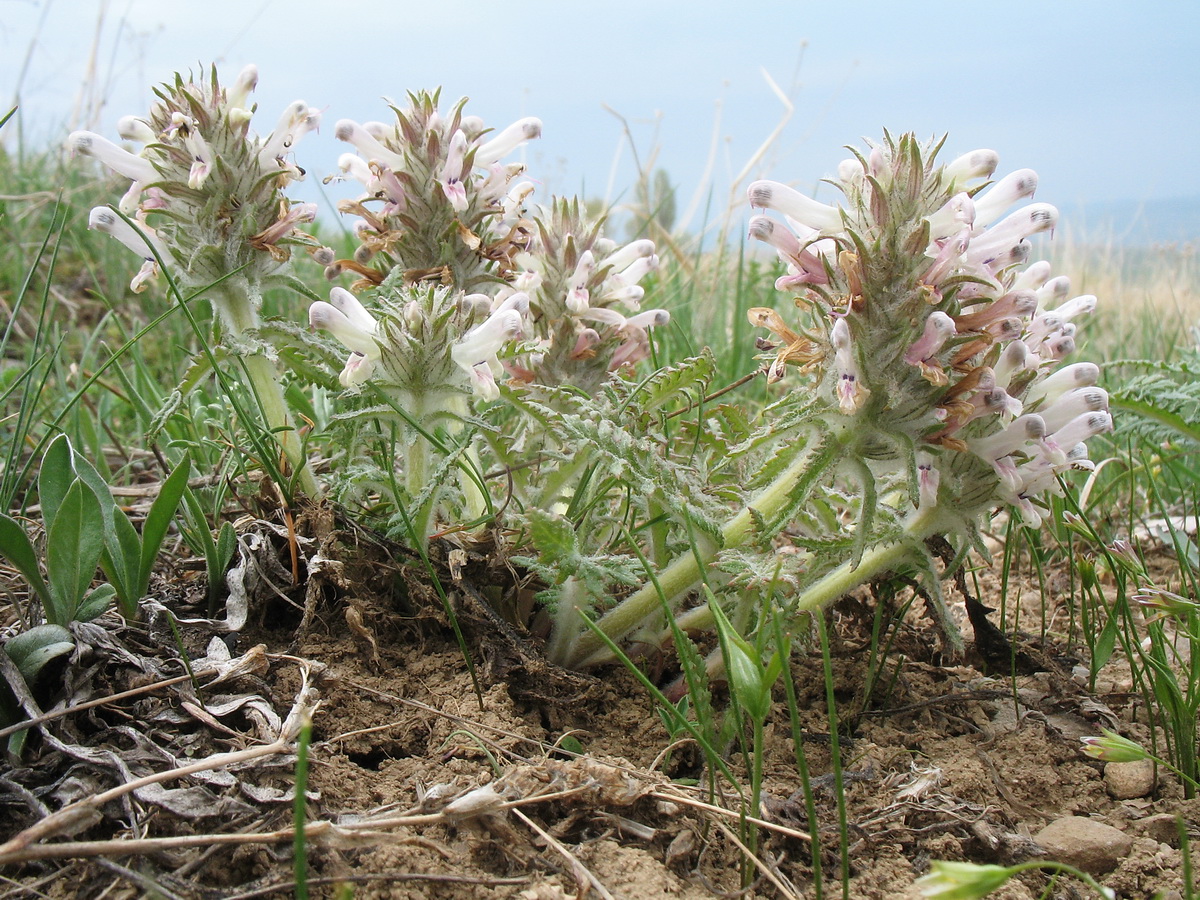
[4,0,1198,234]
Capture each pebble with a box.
[1136,813,1183,846]
[1105,759,1157,799]
[1035,816,1133,874]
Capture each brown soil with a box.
[0,507,1194,899]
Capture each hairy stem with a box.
[215,282,319,497]
[564,431,839,668]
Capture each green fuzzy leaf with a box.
[37,434,75,533]
[67,446,118,533]
[138,453,192,599]
[4,624,74,683]
[0,514,51,607]
[102,509,141,612]
[45,480,105,626]
[76,583,117,622]
[526,509,579,572]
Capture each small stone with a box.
[1105,759,1157,799]
[1136,813,1183,846]
[1035,816,1133,874]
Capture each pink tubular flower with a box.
[440,130,469,212]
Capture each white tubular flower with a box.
[971,414,1047,462]
[579,307,627,328]
[1025,313,1063,347]
[1038,387,1109,433]
[965,204,1059,261]
[88,207,168,261]
[502,181,535,221]
[450,308,524,397]
[227,64,259,111]
[943,148,999,187]
[493,290,531,318]
[260,101,321,174]
[1043,411,1112,460]
[1053,294,1097,322]
[311,291,381,389]
[116,115,156,144]
[1013,259,1053,292]
[513,268,543,293]
[1044,334,1076,359]
[610,254,659,289]
[362,121,392,140]
[473,117,542,168]
[602,238,656,273]
[972,168,1038,227]
[328,286,378,335]
[624,309,670,330]
[335,152,374,187]
[566,250,595,313]
[310,291,379,356]
[598,284,645,308]
[68,131,158,183]
[837,157,866,185]
[339,351,374,387]
[748,180,844,234]
[334,119,406,170]
[1034,275,1072,309]
[831,317,869,414]
[992,339,1029,389]
[925,191,976,242]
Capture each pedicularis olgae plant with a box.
[71,66,1110,673]
[69,65,326,495]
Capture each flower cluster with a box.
[309,281,525,402]
[69,65,328,321]
[505,199,669,393]
[313,96,669,403]
[748,135,1110,528]
[327,90,540,291]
